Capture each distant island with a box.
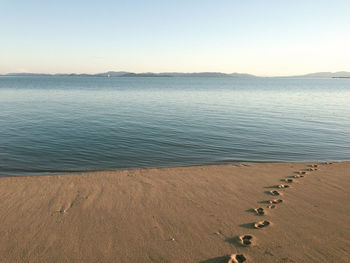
[289,71,350,78]
[2,71,257,78]
[1,71,350,78]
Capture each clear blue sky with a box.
[1,0,349,75]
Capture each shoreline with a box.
[0,159,279,178]
[0,161,349,262]
[1,159,348,178]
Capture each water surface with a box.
[0,76,349,176]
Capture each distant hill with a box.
[120,73,173,77]
[5,73,53,77]
[290,71,350,78]
[2,71,350,78]
[1,71,257,78]
[159,72,256,78]
[95,71,131,77]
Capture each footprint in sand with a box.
[228,254,247,263]
[298,171,307,175]
[310,164,318,168]
[254,207,265,216]
[269,199,283,204]
[322,162,332,165]
[277,184,290,189]
[254,220,271,229]
[306,167,317,171]
[293,174,304,178]
[267,198,283,208]
[239,235,254,246]
[283,178,293,183]
[270,190,281,196]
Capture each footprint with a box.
[254,207,265,216]
[270,190,281,196]
[239,235,254,246]
[298,171,307,175]
[283,178,294,183]
[267,204,276,209]
[310,164,318,168]
[306,167,317,171]
[269,199,283,204]
[278,184,290,189]
[228,254,247,263]
[293,174,304,178]
[254,220,271,229]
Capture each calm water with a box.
[0,76,349,177]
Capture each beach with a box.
[0,161,349,263]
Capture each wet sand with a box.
[0,162,349,262]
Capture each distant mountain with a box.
[95,71,131,77]
[290,71,350,78]
[120,73,173,77]
[94,71,256,78]
[157,72,256,78]
[4,73,99,77]
[229,73,257,78]
[1,71,255,78]
[2,71,350,78]
[5,73,53,77]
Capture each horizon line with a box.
[1,70,350,78]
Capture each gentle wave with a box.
[0,167,102,174]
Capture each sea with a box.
[0,76,349,177]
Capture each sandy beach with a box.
[0,161,349,262]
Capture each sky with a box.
[1,0,349,76]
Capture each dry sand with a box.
[0,162,349,262]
